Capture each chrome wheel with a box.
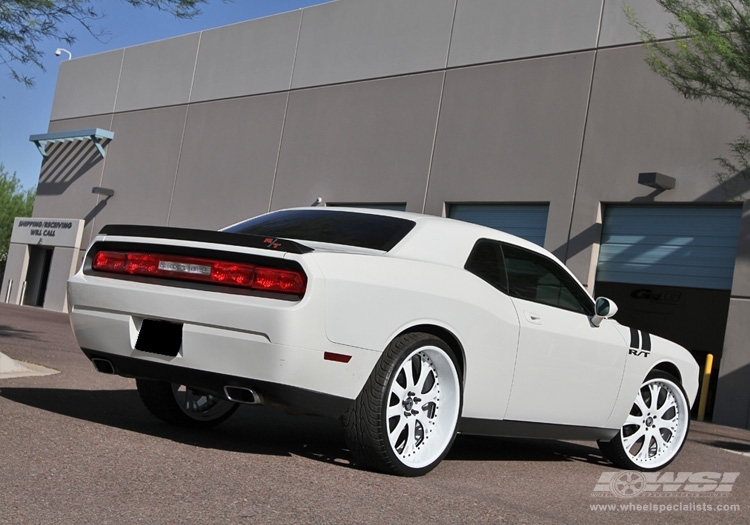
[385,345,461,470]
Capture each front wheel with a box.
[136,379,239,428]
[343,332,462,476]
[598,371,690,471]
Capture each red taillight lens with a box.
[92,251,306,295]
[254,267,306,293]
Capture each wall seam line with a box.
[421,0,458,215]
[268,10,303,213]
[564,0,606,272]
[166,31,202,226]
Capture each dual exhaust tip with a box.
[91,358,262,405]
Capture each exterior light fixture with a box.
[92,187,115,197]
[638,172,676,190]
[55,48,72,60]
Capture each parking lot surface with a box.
[1,303,749,524]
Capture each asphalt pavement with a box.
[1,302,749,524]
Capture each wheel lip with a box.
[619,376,689,470]
[383,344,461,470]
[171,384,237,422]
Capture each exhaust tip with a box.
[224,386,262,405]
[91,358,115,374]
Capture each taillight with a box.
[92,251,306,295]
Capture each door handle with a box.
[525,311,542,324]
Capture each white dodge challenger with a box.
[68,207,699,476]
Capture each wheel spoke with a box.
[402,358,417,391]
[400,418,417,457]
[634,393,649,416]
[413,355,434,394]
[648,383,663,411]
[622,425,646,450]
[624,413,642,426]
[614,376,690,469]
[656,392,677,419]
[419,387,440,407]
[652,428,670,453]
[388,415,408,449]
[387,403,404,419]
[635,433,654,460]
[413,408,432,432]
[390,381,407,400]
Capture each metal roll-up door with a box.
[448,204,549,246]
[597,205,742,290]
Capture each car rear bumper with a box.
[68,274,381,406]
[80,348,352,418]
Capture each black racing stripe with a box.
[98,224,314,254]
[641,331,651,351]
[630,327,639,349]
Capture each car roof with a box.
[268,206,554,268]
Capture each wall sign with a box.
[10,218,85,248]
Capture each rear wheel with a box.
[343,332,462,476]
[598,371,689,471]
[136,379,238,428]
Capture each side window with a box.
[503,244,593,315]
[464,240,508,292]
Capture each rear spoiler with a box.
[98,224,314,254]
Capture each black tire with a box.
[343,332,462,477]
[598,371,690,471]
[136,379,239,428]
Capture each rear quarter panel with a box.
[313,252,521,421]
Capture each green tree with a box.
[627,0,750,194]
[0,164,35,275]
[1,0,213,86]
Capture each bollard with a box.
[19,281,27,306]
[698,353,714,422]
[4,280,12,303]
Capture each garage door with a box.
[597,205,742,290]
[448,204,549,246]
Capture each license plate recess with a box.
[135,319,183,357]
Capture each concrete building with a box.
[2,0,749,428]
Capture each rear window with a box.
[224,209,415,251]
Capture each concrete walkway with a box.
[0,351,58,379]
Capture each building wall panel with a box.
[292,0,455,88]
[448,0,602,67]
[599,0,674,47]
[570,46,747,287]
[271,73,445,211]
[90,106,188,235]
[50,50,124,121]
[426,53,595,257]
[168,94,288,229]
[714,298,750,428]
[114,33,200,113]
[190,12,302,102]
